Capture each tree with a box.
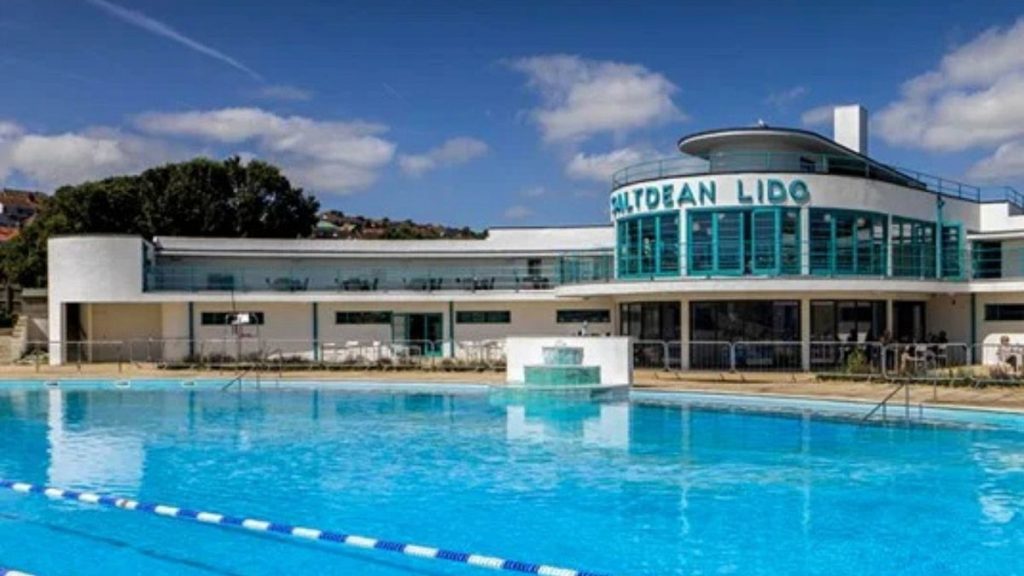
[1,157,319,287]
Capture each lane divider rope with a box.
[0,479,609,576]
[0,567,35,576]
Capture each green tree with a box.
[1,157,319,287]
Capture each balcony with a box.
[144,255,614,293]
[611,151,1023,209]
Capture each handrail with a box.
[861,382,910,423]
[221,365,254,391]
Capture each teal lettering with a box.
[737,180,753,204]
[645,187,660,210]
[699,181,716,205]
[789,180,810,203]
[767,179,788,204]
[632,188,644,212]
[662,185,675,208]
[678,183,696,205]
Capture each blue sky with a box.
[2,0,1024,227]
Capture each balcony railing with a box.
[145,255,614,293]
[611,151,1023,209]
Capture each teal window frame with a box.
[615,211,681,279]
[939,222,964,279]
[686,207,801,277]
[891,216,936,278]
[808,208,887,277]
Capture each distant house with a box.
[0,189,43,228]
[0,189,44,241]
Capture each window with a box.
[810,300,886,342]
[891,217,935,278]
[336,311,392,324]
[201,311,265,326]
[687,208,800,276]
[690,301,801,342]
[456,311,511,324]
[616,213,680,278]
[940,224,963,279]
[809,209,887,276]
[527,258,543,277]
[973,241,1002,279]
[557,309,611,323]
[985,304,1024,321]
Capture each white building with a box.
[46,106,1024,369]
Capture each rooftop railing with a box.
[611,151,1023,209]
[145,255,614,293]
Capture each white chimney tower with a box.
[833,105,868,154]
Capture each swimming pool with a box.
[0,379,1023,575]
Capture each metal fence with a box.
[6,338,510,372]
[11,338,1024,385]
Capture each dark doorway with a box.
[619,302,681,368]
[893,301,926,343]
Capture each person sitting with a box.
[997,335,1019,374]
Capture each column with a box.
[800,206,810,276]
[312,302,320,362]
[800,298,811,371]
[679,298,690,370]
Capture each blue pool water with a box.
[1,380,1023,575]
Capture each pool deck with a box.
[3,364,1024,413]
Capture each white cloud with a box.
[85,0,261,81]
[968,140,1024,180]
[253,84,314,102]
[503,205,532,220]
[520,186,546,198]
[801,105,836,127]
[767,86,807,108]
[398,137,488,176]
[136,107,396,194]
[565,147,652,182]
[0,125,187,189]
[876,18,1024,152]
[509,55,682,142]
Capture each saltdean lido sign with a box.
[610,177,811,217]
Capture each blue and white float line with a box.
[0,479,609,576]
[0,568,35,576]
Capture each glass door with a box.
[393,313,444,357]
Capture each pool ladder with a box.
[221,349,283,391]
[861,382,923,424]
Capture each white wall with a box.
[48,236,147,364]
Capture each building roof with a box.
[0,189,44,209]
[0,227,20,242]
[675,126,922,189]
[153,225,614,258]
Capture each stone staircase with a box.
[0,315,28,363]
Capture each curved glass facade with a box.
[614,205,963,280]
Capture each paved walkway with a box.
[3,364,1024,412]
